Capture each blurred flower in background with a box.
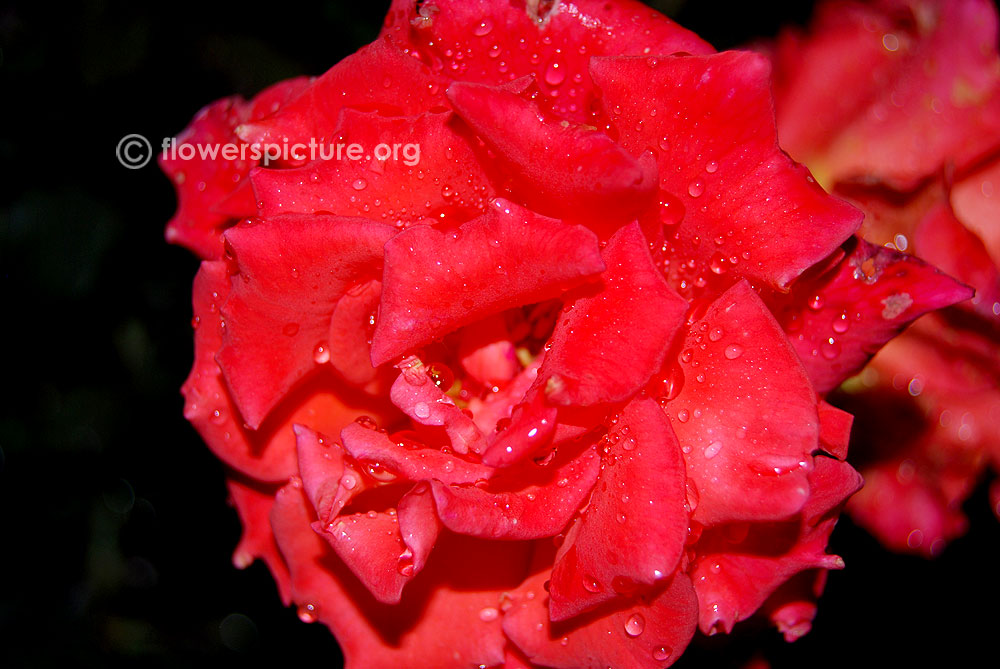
[767,0,1000,556]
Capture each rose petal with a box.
[769,236,973,393]
[381,0,712,123]
[226,477,291,605]
[390,364,484,455]
[591,51,862,293]
[184,261,389,482]
[457,314,521,388]
[447,82,656,225]
[538,221,688,406]
[667,281,819,525]
[270,482,530,667]
[251,110,493,224]
[691,455,861,635]
[161,77,310,259]
[952,157,1000,270]
[548,396,687,621]
[430,444,601,540]
[503,570,698,669]
[237,37,448,156]
[218,215,396,428]
[761,569,827,643]
[481,390,558,468]
[818,400,853,460]
[371,199,605,365]
[340,421,494,486]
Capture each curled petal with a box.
[503,570,698,669]
[390,365,483,454]
[219,215,395,428]
[539,222,688,406]
[591,51,861,293]
[431,445,601,540]
[372,199,605,365]
[549,397,688,621]
[667,281,819,525]
[341,421,494,485]
[447,82,657,224]
[770,236,973,393]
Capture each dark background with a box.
[2,1,997,667]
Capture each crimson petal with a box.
[270,482,530,667]
[503,570,698,669]
[381,0,712,123]
[371,199,605,365]
[591,51,861,293]
[667,281,819,525]
[769,237,973,393]
[340,421,494,486]
[548,396,687,621]
[447,82,656,224]
[389,365,484,454]
[539,222,688,406]
[251,110,492,223]
[430,445,600,540]
[218,215,396,428]
[237,37,448,156]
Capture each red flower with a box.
[165,0,970,665]
[769,0,1000,556]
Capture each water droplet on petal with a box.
[297,604,317,623]
[624,613,646,637]
[479,606,499,622]
[313,342,330,364]
[704,441,723,459]
[688,180,704,198]
[652,646,672,661]
[708,327,724,342]
[582,575,602,593]
[724,344,743,360]
[473,19,493,36]
[414,402,431,419]
[705,161,718,173]
[544,60,566,86]
[676,409,690,423]
[352,178,368,191]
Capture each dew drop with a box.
[652,646,672,661]
[724,344,743,359]
[355,415,378,430]
[624,613,646,637]
[705,161,718,173]
[688,180,704,198]
[821,337,841,360]
[297,604,317,623]
[479,606,499,622]
[474,19,493,36]
[414,402,431,419]
[313,342,330,364]
[832,313,849,334]
[544,60,566,86]
[676,409,690,423]
[582,575,601,593]
[352,178,368,191]
[704,441,723,459]
[708,326,724,342]
[808,294,825,311]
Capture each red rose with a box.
[768,0,1000,556]
[165,0,971,665]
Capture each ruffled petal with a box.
[591,51,862,293]
[381,0,712,123]
[430,444,601,540]
[251,110,493,224]
[162,78,309,258]
[270,482,531,667]
[690,455,861,635]
[218,215,396,428]
[390,362,484,455]
[184,261,388,482]
[503,570,698,669]
[538,222,688,406]
[548,397,687,621]
[340,421,494,485]
[237,37,449,155]
[447,82,656,225]
[769,236,973,393]
[371,199,605,365]
[226,477,291,605]
[666,281,819,525]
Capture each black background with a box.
[2,1,997,667]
